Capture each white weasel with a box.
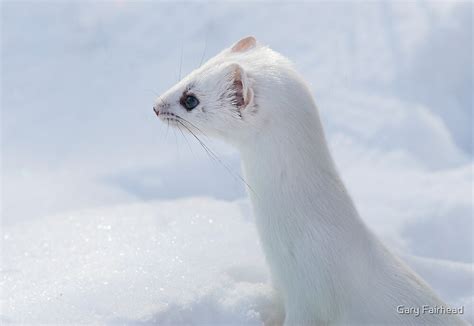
[154,37,467,325]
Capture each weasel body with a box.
[154,37,467,325]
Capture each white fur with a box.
[155,37,468,325]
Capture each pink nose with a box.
[153,106,160,116]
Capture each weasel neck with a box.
[238,105,379,321]
[239,107,366,234]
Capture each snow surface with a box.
[1,1,473,324]
[1,199,280,324]
[1,198,472,324]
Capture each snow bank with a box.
[1,198,282,324]
[1,198,472,324]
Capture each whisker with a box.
[158,96,166,106]
[177,122,194,155]
[177,119,256,195]
[178,44,184,81]
[173,126,179,157]
[146,89,161,97]
[177,120,219,162]
[176,115,209,138]
[199,31,209,68]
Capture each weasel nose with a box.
[153,105,160,116]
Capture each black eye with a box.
[183,95,199,110]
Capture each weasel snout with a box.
[153,102,164,116]
[153,101,170,118]
[153,102,181,127]
[153,105,160,117]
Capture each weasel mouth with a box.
[157,111,182,127]
[155,111,201,139]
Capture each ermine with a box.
[153,37,467,325]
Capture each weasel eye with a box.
[183,95,199,110]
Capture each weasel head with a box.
[153,36,269,146]
[154,36,312,149]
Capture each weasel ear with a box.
[231,36,257,53]
[227,63,254,110]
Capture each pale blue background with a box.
[2,1,472,255]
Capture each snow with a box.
[2,199,279,324]
[2,198,472,324]
[1,1,472,324]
